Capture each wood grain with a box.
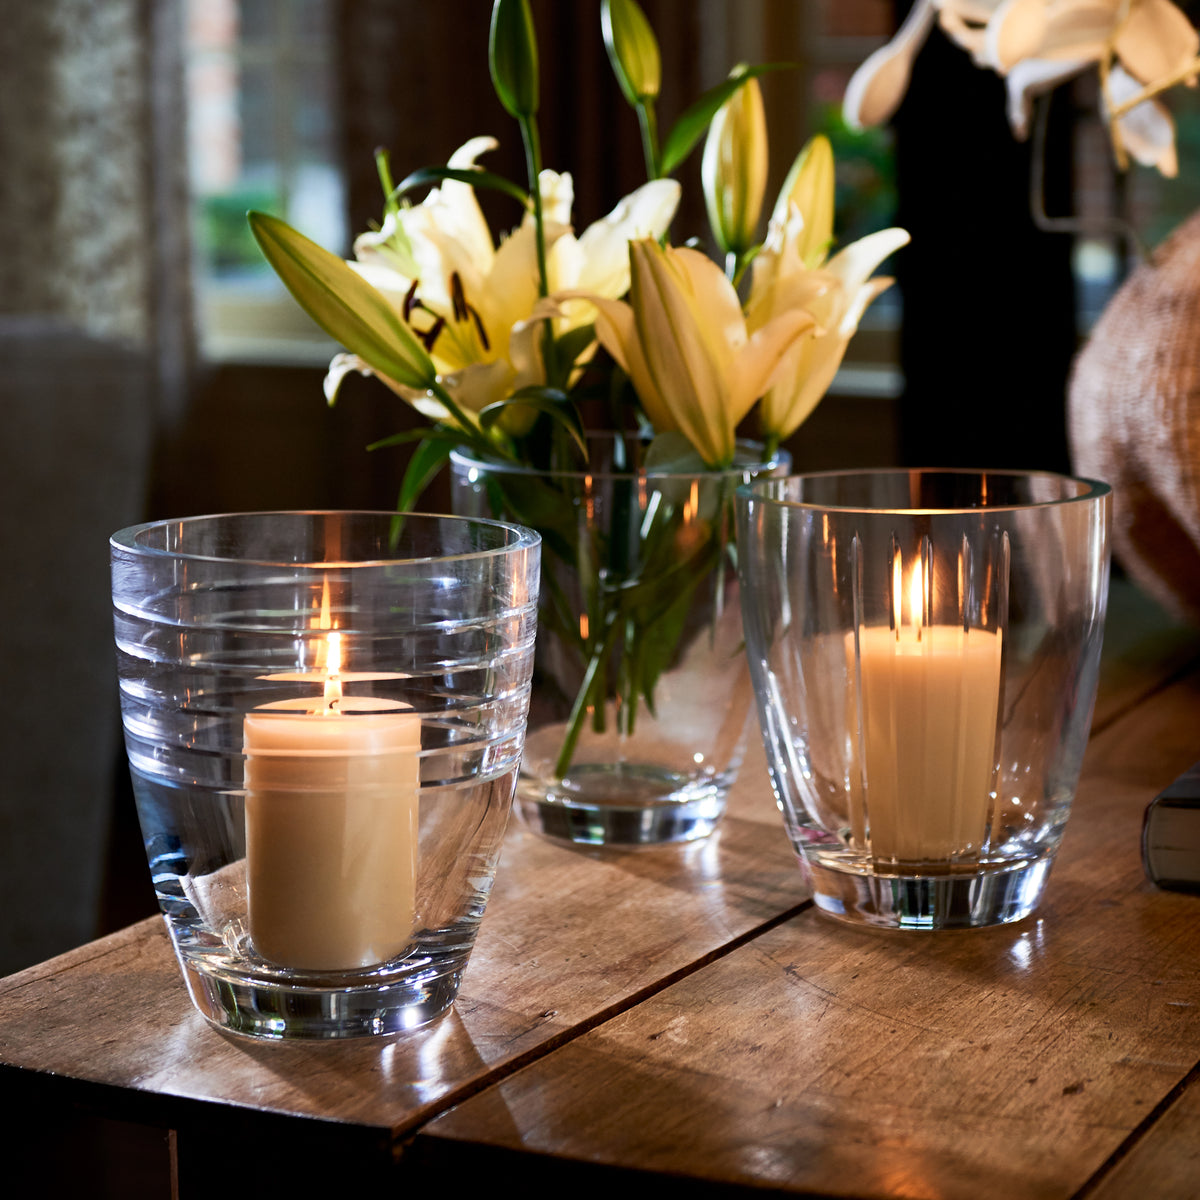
[413,670,1200,1199]
[1090,1073,1200,1200]
[2,576,1196,1197]
[0,745,804,1147]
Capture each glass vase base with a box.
[179,950,463,1040]
[802,850,1055,930]
[516,766,726,846]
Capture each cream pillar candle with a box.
[244,634,420,971]
[849,560,1004,863]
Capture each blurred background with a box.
[3,0,1199,978]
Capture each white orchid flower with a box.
[1103,62,1179,175]
[583,238,815,468]
[843,0,1197,177]
[330,138,680,426]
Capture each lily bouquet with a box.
[249,0,908,789]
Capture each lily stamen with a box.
[450,271,491,352]
[403,280,421,322]
[417,316,446,351]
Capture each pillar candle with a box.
[852,624,1002,863]
[848,557,1004,863]
[244,635,420,971]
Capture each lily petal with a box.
[761,328,847,441]
[730,308,817,421]
[630,240,732,464]
[574,179,682,297]
[586,293,674,435]
[324,352,372,405]
[771,135,835,269]
[822,227,911,331]
[538,169,575,227]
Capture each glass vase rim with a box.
[737,467,1111,515]
[450,435,786,481]
[110,509,541,569]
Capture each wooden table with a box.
[4,580,1200,1199]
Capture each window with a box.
[186,0,345,362]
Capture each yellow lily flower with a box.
[329,137,680,425]
[585,238,815,468]
[747,135,910,442]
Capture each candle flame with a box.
[910,559,925,629]
[892,552,903,633]
[311,580,337,672]
[323,631,343,711]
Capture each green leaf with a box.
[367,426,461,453]
[554,322,598,376]
[601,0,661,105]
[643,431,707,473]
[659,63,790,178]
[397,437,454,513]
[248,211,435,390]
[480,387,587,460]
[490,0,539,119]
[392,166,531,211]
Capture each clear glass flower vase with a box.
[451,435,788,846]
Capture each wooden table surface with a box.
[4,580,1200,1199]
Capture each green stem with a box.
[375,148,399,217]
[520,114,549,297]
[637,101,660,180]
[555,615,617,778]
[429,379,516,460]
[519,113,561,388]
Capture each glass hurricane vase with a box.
[737,469,1111,929]
[451,435,787,847]
[111,511,539,1038]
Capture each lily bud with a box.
[248,211,437,393]
[489,0,539,119]
[702,70,768,260]
[772,134,835,270]
[601,0,661,106]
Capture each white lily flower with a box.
[843,0,1197,177]
[584,238,815,468]
[329,138,680,423]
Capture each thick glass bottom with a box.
[516,764,727,846]
[178,941,464,1039]
[802,849,1055,930]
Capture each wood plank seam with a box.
[391,896,815,1149]
[1073,1060,1200,1199]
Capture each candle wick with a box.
[323,668,344,714]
